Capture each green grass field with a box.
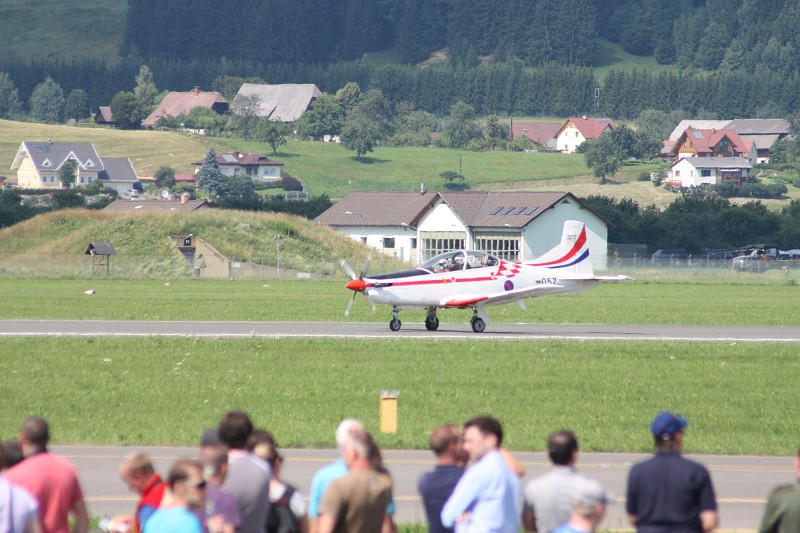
[0,279,799,326]
[0,336,797,455]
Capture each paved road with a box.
[58,445,787,532]
[2,319,800,342]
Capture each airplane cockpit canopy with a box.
[419,250,499,273]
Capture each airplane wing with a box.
[441,283,565,308]
[582,274,634,281]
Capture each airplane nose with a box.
[346,279,366,292]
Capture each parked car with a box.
[651,248,689,266]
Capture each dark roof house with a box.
[234,83,321,122]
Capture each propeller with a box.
[341,257,374,316]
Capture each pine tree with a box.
[65,89,89,121]
[195,149,224,196]
[0,72,22,119]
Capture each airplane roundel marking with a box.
[504,280,514,291]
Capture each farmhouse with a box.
[510,121,560,150]
[669,128,757,165]
[667,156,752,187]
[192,152,283,182]
[141,87,229,128]
[316,190,612,270]
[234,83,321,122]
[555,116,615,153]
[10,141,139,193]
[667,119,790,163]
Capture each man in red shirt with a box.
[5,416,88,533]
[119,452,167,533]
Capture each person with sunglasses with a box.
[144,459,207,533]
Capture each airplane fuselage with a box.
[363,263,599,309]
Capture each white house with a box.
[667,156,752,187]
[316,190,612,270]
[555,117,615,153]
[192,152,283,182]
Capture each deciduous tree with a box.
[580,136,620,184]
[29,77,65,123]
[228,93,262,140]
[154,166,176,189]
[443,101,482,149]
[110,91,141,129]
[254,118,288,155]
[65,89,89,121]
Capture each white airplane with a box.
[342,220,632,333]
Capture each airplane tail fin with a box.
[527,220,593,274]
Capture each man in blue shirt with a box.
[145,459,205,533]
[441,416,521,533]
[626,411,718,533]
[418,424,466,533]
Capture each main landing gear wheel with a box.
[425,316,440,331]
[389,318,402,331]
[471,317,486,333]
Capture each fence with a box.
[1,253,798,284]
[607,256,800,285]
[0,254,343,280]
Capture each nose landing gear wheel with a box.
[470,317,486,333]
[389,318,402,331]
[425,316,440,331]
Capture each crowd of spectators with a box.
[0,411,797,533]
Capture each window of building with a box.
[420,231,466,260]
[675,170,680,177]
[80,176,85,183]
[474,232,519,261]
[383,237,395,249]
[575,132,579,137]
[411,238,417,249]
[701,169,711,177]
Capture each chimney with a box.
[181,193,190,205]
[194,86,200,96]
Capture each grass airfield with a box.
[0,278,798,455]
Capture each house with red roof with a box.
[670,128,757,166]
[142,87,229,128]
[510,121,560,150]
[555,117,615,153]
[192,152,284,182]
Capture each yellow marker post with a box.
[379,390,399,433]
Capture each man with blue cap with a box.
[626,411,719,533]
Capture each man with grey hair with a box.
[550,477,613,533]
[5,415,88,533]
[308,419,395,533]
[317,429,393,533]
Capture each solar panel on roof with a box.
[490,207,503,215]
[514,207,526,215]
[692,131,703,139]
[222,155,237,163]
[503,207,515,215]
[524,207,538,215]
[33,145,49,153]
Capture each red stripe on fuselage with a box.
[365,275,497,289]
[530,228,587,267]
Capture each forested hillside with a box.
[5,0,800,119]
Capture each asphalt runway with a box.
[58,445,789,532]
[1,319,800,342]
